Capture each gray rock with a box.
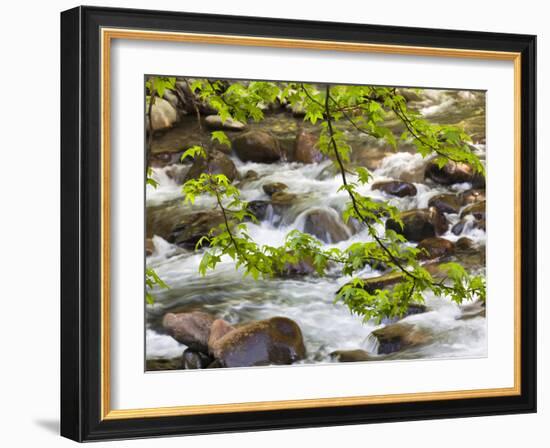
[204,115,246,131]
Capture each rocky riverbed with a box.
[145,84,487,371]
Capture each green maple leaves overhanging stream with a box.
[145,77,486,323]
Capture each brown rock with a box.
[330,349,373,362]
[372,180,417,197]
[210,317,306,368]
[233,131,282,163]
[184,150,238,183]
[371,323,432,354]
[168,210,226,249]
[208,319,236,352]
[162,312,215,353]
[271,191,297,205]
[301,208,351,243]
[386,208,448,242]
[204,115,246,131]
[425,160,485,187]
[428,193,463,214]
[263,182,288,196]
[293,131,324,164]
[416,237,455,260]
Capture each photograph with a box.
[144,77,488,371]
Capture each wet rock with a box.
[246,200,272,222]
[372,180,417,197]
[293,131,324,164]
[460,188,486,205]
[452,218,486,235]
[425,160,485,187]
[204,115,246,131]
[208,319,235,351]
[233,131,282,163]
[457,300,486,320]
[162,311,215,353]
[428,193,463,214]
[182,349,214,369]
[386,208,448,242]
[330,349,373,362]
[271,191,297,205]
[149,97,178,131]
[455,237,476,251]
[149,151,185,168]
[371,323,432,355]
[301,208,351,243]
[184,150,238,183]
[416,237,455,260]
[145,238,155,256]
[164,164,189,184]
[210,317,306,367]
[452,201,486,235]
[263,182,288,196]
[243,170,259,181]
[169,210,225,249]
[460,200,486,220]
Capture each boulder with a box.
[301,208,351,243]
[169,210,225,249]
[164,164,189,184]
[263,182,288,196]
[455,236,476,251]
[460,188,486,205]
[208,319,235,351]
[452,200,486,235]
[271,191,297,205]
[246,200,272,222]
[162,311,215,353]
[204,115,246,131]
[425,160,485,187]
[243,170,259,181]
[182,349,214,369]
[460,200,486,220]
[210,317,306,367]
[416,237,455,260]
[149,97,178,131]
[184,150,238,183]
[386,208,448,242]
[330,349,373,362]
[233,131,282,163]
[428,193,463,214]
[371,322,432,354]
[372,180,417,197]
[293,131,324,164]
[457,300,486,320]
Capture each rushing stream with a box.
[145,89,487,368]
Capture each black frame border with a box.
[61,5,536,442]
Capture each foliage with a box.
[145,267,169,305]
[146,76,486,322]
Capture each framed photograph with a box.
[60,6,537,442]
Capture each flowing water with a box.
[145,90,487,367]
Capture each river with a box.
[145,88,487,369]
